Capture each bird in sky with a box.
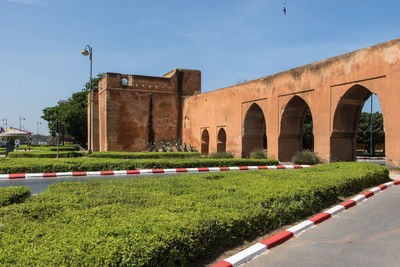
[283,2,287,15]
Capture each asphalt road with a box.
[245,181,400,267]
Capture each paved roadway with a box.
[245,178,400,267]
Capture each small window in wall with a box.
[121,78,128,86]
[201,129,209,155]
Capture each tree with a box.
[302,108,314,151]
[300,110,385,155]
[42,73,104,147]
[356,112,385,155]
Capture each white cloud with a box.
[7,0,46,6]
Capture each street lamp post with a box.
[37,121,42,135]
[19,116,25,130]
[81,45,93,154]
[1,118,7,130]
[36,121,42,145]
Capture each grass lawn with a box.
[0,162,389,266]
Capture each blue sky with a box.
[1,0,398,134]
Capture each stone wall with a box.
[91,38,400,166]
[182,38,400,166]
[93,69,200,152]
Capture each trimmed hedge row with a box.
[0,186,30,207]
[0,158,280,174]
[48,146,79,152]
[87,151,201,159]
[6,151,202,159]
[19,145,80,151]
[8,151,85,158]
[0,163,389,265]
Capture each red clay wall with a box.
[96,70,200,152]
[92,39,400,166]
[87,90,99,152]
[183,38,400,166]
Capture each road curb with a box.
[0,165,311,180]
[212,180,399,267]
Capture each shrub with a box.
[250,150,267,159]
[48,145,80,152]
[292,150,320,164]
[0,186,30,207]
[87,151,201,159]
[8,151,85,158]
[18,145,80,151]
[207,152,234,159]
[0,163,389,265]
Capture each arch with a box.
[330,85,373,161]
[201,129,209,155]
[217,128,227,153]
[242,103,267,158]
[278,96,313,161]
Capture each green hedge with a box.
[0,186,30,207]
[0,158,280,174]
[8,151,85,158]
[19,145,80,152]
[207,152,235,159]
[0,163,389,265]
[48,146,80,152]
[87,151,201,159]
[6,151,201,159]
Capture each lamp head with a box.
[81,49,89,56]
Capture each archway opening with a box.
[217,128,227,153]
[302,108,314,151]
[201,129,209,155]
[357,95,385,157]
[331,85,385,161]
[278,96,313,161]
[242,103,267,158]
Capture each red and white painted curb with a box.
[213,180,400,267]
[0,165,311,180]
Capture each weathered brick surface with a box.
[91,39,400,166]
[93,69,200,152]
[182,39,400,166]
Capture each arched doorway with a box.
[201,129,209,155]
[331,85,383,161]
[356,94,385,157]
[278,96,313,161]
[217,128,227,153]
[242,103,267,158]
